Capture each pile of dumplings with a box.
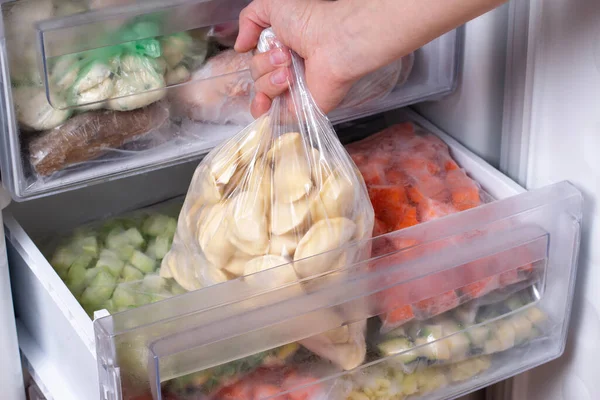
[161,115,373,289]
[161,114,374,370]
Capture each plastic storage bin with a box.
[5,110,581,400]
[0,0,459,201]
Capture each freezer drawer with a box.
[5,111,581,400]
[0,0,458,201]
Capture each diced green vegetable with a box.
[130,250,156,273]
[415,337,451,361]
[80,269,117,313]
[96,249,125,277]
[142,214,177,237]
[378,337,420,365]
[51,246,79,274]
[112,284,138,310]
[78,236,99,257]
[466,325,491,348]
[114,244,136,261]
[124,228,145,248]
[122,265,144,282]
[66,264,87,298]
[142,275,167,292]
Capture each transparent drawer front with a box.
[0,0,458,201]
[94,181,581,400]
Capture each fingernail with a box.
[270,68,288,85]
[270,49,289,66]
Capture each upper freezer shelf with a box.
[0,0,459,201]
[5,110,582,400]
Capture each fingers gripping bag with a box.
[162,28,374,371]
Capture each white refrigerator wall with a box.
[415,4,510,168]
[421,0,600,398]
[508,0,600,399]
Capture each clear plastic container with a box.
[5,110,581,400]
[87,113,582,400]
[0,0,459,201]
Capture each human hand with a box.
[235,0,366,118]
[235,0,508,118]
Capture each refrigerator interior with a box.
[0,0,458,201]
[0,0,589,400]
[5,109,582,400]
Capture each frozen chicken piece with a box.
[29,102,169,176]
[170,49,255,125]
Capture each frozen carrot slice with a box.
[373,218,389,237]
[253,384,286,400]
[444,159,460,171]
[517,263,535,274]
[395,205,419,230]
[383,304,415,326]
[418,198,456,222]
[370,150,392,165]
[219,382,253,400]
[386,169,409,185]
[283,374,321,400]
[499,269,524,286]
[446,170,481,211]
[400,157,441,176]
[407,185,427,204]
[359,163,387,185]
[416,175,449,202]
[369,186,408,228]
[459,276,500,300]
[351,153,367,166]
[413,290,460,319]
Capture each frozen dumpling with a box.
[107,55,166,111]
[13,86,71,132]
[294,218,357,278]
[68,61,114,110]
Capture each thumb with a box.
[304,59,354,115]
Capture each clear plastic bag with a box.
[170,49,415,126]
[337,53,415,110]
[170,49,255,126]
[162,28,374,370]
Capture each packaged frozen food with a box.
[44,198,184,316]
[163,28,375,371]
[337,53,415,110]
[148,288,547,400]
[346,122,538,332]
[170,49,256,126]
[171,50,415,126]
[29,101,170,177]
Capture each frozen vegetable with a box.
[346,122,537,332]
[46,199,183,316]
[163,28,374,372]
[165,344,302,398]
[29,101,170,176]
